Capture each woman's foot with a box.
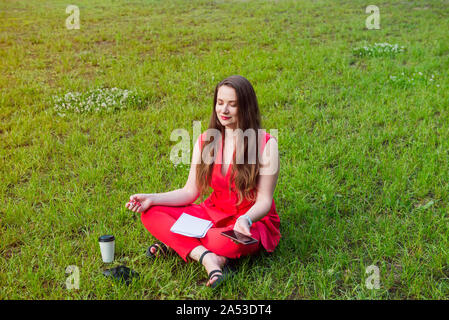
[146,242,171,258]
[200,251,228,287]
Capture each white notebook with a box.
[170,213,213,238]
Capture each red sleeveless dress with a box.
[141,130,281,261]
[197,130,281,253]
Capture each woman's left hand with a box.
[233,216,252,237]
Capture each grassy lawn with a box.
[1,0,449,299]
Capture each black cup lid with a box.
[99,235,115,242]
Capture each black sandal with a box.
[146,242,170,259]
[198,250,213,265]
[199,250,233,289]
[207,265,232,289]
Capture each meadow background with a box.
[1,0,449,299]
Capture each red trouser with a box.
[140,205,261,262]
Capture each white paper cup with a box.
[98,235,115,263]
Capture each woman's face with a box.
[216,85,238,130]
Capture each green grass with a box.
[1,0,449,299]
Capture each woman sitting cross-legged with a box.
[126,75,280,289]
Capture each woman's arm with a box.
[127,138,202,212]
[233,137,279,235]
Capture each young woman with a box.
[125,75,280,289]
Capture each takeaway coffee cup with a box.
[98,235,115,263]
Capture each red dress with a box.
[140,130,281,262]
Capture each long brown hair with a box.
[196,75,262,206]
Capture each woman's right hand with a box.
[126,193,154,213]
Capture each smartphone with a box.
[220,230,258,245]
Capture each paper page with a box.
[170,213,213,238]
